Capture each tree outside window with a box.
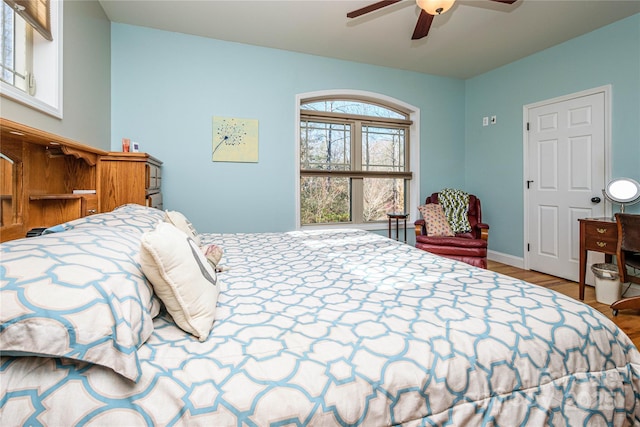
[300,98,412,226]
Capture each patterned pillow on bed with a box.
[140,222,219,341]
[44,204,166,235]
[0,227,160,382]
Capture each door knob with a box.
[591,196,601,203]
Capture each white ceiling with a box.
[98,0,640,79]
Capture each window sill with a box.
[1,82,62,119]
[300,221,404,232]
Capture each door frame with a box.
[522,85,612,271]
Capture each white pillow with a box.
[164,210,201,245]
[140,222,219,341]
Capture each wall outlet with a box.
[491,115,497,124]
[482,117,489,127]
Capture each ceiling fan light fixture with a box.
[416,0,455,15]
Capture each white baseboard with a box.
[488,250,524,269]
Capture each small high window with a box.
[0,0,62,117]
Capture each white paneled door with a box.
[526,90,607,281]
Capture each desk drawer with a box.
[82,195,98,216]
[583,222,617,253]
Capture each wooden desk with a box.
[578,217,617,301]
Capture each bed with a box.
[1,204,639,426]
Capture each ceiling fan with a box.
[347,0,518,40]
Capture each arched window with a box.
[298,94,417,227]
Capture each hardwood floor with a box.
[487,260,640,349]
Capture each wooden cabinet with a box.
[98,153,163,213]
[0,118,163,242]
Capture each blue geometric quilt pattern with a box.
[43,203,166,234]
[1,226,639,425]
[0,226,161,382]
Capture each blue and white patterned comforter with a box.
[2,227,639,426]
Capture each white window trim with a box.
[295,89,420,231]
[0,0,63,118]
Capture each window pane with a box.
[301,99,405,119]
[1,4,27,91]
[362,126,405,172]
[300,121,350,171]
[300,176,351,224]
[1,3,15,84]
[363,178,406,222]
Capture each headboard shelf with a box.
[29,194,86,200]
[0,118,162,242]
[1,119,108,156]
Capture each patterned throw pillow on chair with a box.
[419,204,454,237]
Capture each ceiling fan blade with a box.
[411,10,434,40]
[490,0,518,3]
[347,0,402,18]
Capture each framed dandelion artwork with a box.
[212,116,259,163]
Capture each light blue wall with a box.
[465,13,640,258]
[111,24,465,233]
[112,14,639,256]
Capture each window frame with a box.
[0,0,62,118]
[296,90,421,231]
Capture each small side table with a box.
[578,217,617,301]
[387,213,409,243]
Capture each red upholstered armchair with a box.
[414,192,490,268]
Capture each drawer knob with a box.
[596,241,607,248]
[596,228,607,234]
[87,209,97,214]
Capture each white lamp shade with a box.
[416,0,455,15]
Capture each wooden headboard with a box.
[0,118,162,242]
